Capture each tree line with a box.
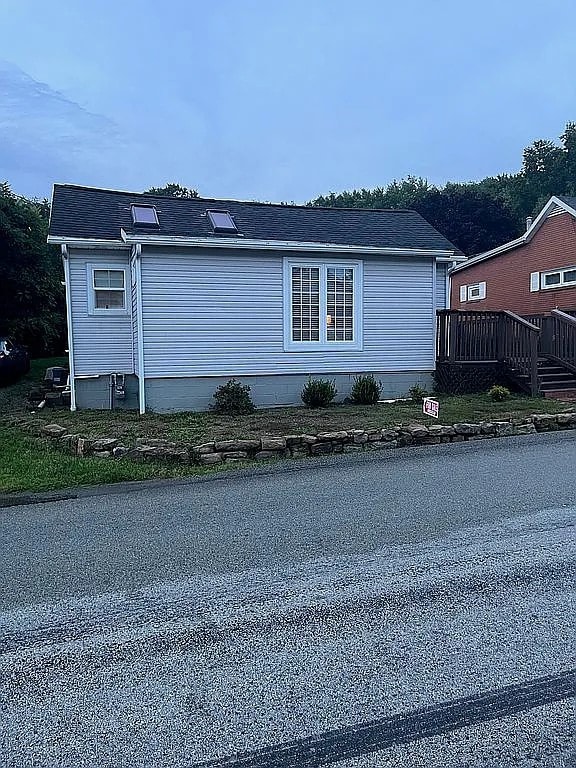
[1,124,575,356]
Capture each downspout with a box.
[134,243,146,415]
[61,244,77,411]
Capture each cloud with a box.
[0,60,127,196]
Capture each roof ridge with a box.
[52,183,416,213]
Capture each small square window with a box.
[131,205,159,226]
[89,266,127,313]
[207,210,237,233]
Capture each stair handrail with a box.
[551,309,576,326]
[502,310,541,332]
[501,311,540,396]
[549,309,576,375]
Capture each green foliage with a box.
[488,385,511,402]
[0,184,66,356]
[408,384,430,403]
[350,374,382,405]
[301,378,337,408]
[211,379,255,414]
[144,183,199,198]
[310,121,576,256]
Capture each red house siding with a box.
[450,212,576,315]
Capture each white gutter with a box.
[134,243,146,415]
[61,245,77,411]
[48,232,464,260]
[48,235,128,249]
[120,229,459,259]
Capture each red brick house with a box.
[450,195,576,315]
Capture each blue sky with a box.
[1,0,576,202]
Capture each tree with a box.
[311,177,518,254]
[0,184,66,356]
[310,122,576,255]
[144,182,198,198]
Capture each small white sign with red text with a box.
[423,397,439,419]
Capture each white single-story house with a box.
[48,184,464,413]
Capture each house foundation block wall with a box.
[75,374,139,410]
[144,371,434,413]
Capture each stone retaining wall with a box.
[15,412,576,467]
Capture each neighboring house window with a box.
[537,267,576,290]
[459,282,486,302]
[284,260,362,350]
[87,265,129,314]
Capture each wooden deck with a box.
[436,309,576,397]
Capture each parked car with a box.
[0,338,30,386]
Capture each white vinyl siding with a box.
[435,263,449,310]
[140,247,435,377]
[68,249,133,375]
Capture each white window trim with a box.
[465,281,486,301]
[540,266,576,290]
[86,263,130,316]
[283,258,363,352]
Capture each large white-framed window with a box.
[87,264,129,315]
[539,266,576,290]
[283,259,363,351]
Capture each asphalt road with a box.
[1,432,575,767]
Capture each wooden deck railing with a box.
[500,311,540,396]
[437,310,540,396]
[547,309,576,374]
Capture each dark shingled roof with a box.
[557,195,576,210]
[49,184,459,252]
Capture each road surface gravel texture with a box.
[0,432,575,767]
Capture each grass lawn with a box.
[0,424,203,494]
[0,357,572,494]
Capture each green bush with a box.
[211,379,255,414]
[408,384,430,403]
[350,374,382,405]
[301,378,337,408]
[488,384,510,402]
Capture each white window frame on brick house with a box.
[87,264,129,315]
[538,266,576,290]
[283,258,363,351]
[459,282,486,302]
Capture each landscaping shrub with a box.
[488,384,510,402]
[211,379,255,414]
[350,374,382,405]
[301,378,337,408]
[408,384,430,403]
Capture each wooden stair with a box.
[539,357,576,400]
[505,357,576,399]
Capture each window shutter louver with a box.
[529,272,540,292]
[459,285,467,302]
[479,281,486,299]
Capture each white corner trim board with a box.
[134,244,146,415]
[61,244,77,411]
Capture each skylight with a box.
[207,210,237,234]
[131,205,159,226]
